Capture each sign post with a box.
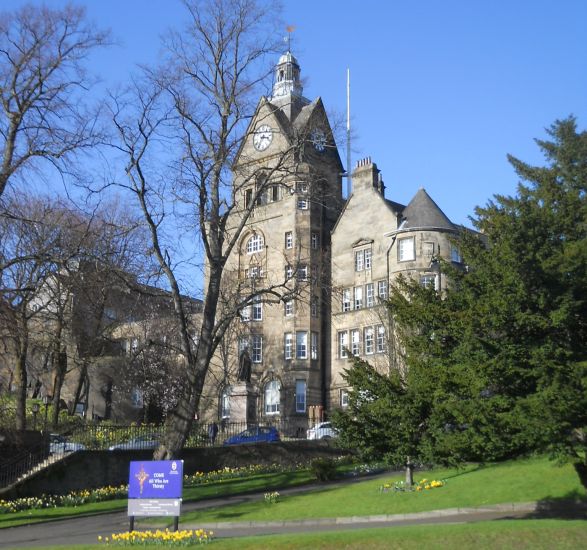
[127,460,184,532]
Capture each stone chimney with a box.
[351,157,385,196]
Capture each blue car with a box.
[223,426,280,446]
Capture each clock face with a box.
[311,129,327,152]
[253,125,273,151]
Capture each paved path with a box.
[0,474,583,548]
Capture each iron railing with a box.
[66,419,313,451]
[0,420,327,486]
[0,443,49,488]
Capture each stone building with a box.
[200,51,466,430]
[329,159,464,410]
[0,262,201,424]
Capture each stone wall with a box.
[1,440,349,498]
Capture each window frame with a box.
[376,324,386,353]
[340,389,349,408]
[354,286,363,310]
[364,248,372,270]
[377,279,388,300]
[251,334,263,363]
[364,326,374,355]
[420,274,437,290]
[297,265,309,281]
[311,331,318,360]
[351,328,360,356]
[354,249,364,271]
[221,386,231,419]
[398,237,415,262]
[311,296,318,317]
[271,184,281,202]
[285,231,293,249]
[252,296,263,321]
[338,331,348,358]
[246,234,264,254]
[264,380,280,415]
[284,332,293,360]
[366,283,374,307]
[311,232,319,249]
[342,288,351,312]
[451,245,462,263]
[296,331,308,359]
[295,379,307,413]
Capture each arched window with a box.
[221,386,231,419]
[246,234,264,254]
[264,380,280,415]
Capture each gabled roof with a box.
[352,237,374,247]
[400,188,456,231]
[331,188,404,236]
[292,97,320,131]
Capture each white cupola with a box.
[272,51,303,100]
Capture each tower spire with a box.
[272,27,303,100]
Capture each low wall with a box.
[1,440,349,498]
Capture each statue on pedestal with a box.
[237,347,252,383]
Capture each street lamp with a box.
[31,402,40,431]
[42,395,51,433]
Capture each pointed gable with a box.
[401,188,456,231]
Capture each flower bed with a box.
[0,463,305,514]
[380,478,446,493]
[98,528,213,546]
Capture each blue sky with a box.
[5,0,587,228]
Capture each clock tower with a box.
[203,49,344,435]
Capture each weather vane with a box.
[285,25,296,51]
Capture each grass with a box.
[0,469,317,529]
[176,456,586,524]
[36,520,587,549]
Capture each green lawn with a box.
[41,520,587,550]
[178,456,586,524]
[0,470,317,529]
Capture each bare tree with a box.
[107,0,328,458]
[0,194,74,429]
[0,3,109,199]
[0,192,146,429]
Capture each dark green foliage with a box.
[335,118,587,483]
[310,458,338,481]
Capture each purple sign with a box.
[128,460,183,499]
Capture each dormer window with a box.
[354,247,372,271]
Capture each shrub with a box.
[311,458,337,481]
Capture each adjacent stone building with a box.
[199,51,466,431]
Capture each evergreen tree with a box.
[335,118,587,486]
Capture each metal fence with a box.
[66,419,311,451]
[0,443,49,488]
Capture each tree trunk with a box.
[153,264,224,460]
[70,360,89,416]
[574,461,587,491]
[405,457,414,487]
[51,349,67,428]
[14,349,28,431]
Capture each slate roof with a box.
[400,188,456,231]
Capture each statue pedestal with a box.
[230,382,257,424]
